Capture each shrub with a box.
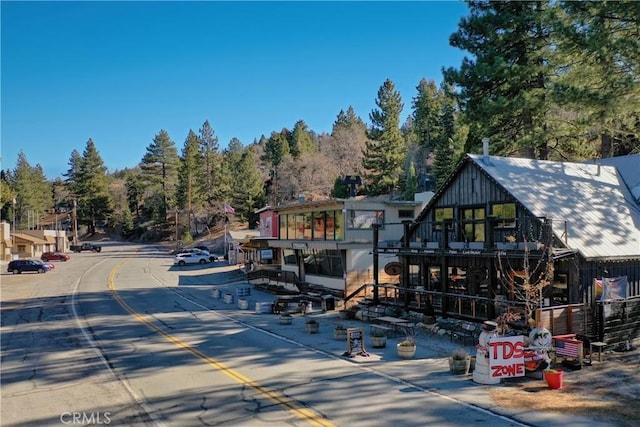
[452,348,469,360]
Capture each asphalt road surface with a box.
[1,242,601,427]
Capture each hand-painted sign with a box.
[488,335,525,378]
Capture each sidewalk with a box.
[211,281,619,427]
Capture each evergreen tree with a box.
[140,129,179,222]
[362,78,406,196]
[290,120,315,157]
[125,171,144,218]
[553,1,640,157]
[63,149,83,198]
[264,129,291,168]
[444,0,555,159]
[74,139,113,234]
[332,106,365,135]
[177,130,203,233]
[433,103,457,189]
[198,120,222,206]
[12,152,52,229]
[412,79,446,152]
[228,147,265,226]
[402,161,418,201]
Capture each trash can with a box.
[322,295,335,311]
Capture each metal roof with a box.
[468,154,640,261]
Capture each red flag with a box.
[224,203,235,214]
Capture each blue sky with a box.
[1,1,470,179]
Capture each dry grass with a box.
[490,348,640,427]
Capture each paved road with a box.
[1,242,613,426]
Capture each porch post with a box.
[402,220,412,308]
[372,223,380,305]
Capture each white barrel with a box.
[237,298,249,310]
[212,289,221,299]
[223,293,234,304]
[255,302,272,314]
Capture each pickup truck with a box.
[70,243,102,253]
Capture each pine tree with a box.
[290,120,315,157]
[552,1,640,157]
[74,139,113,235]
[444,0,554,159]
[177,130,203,233]
[12,152,52,229]
[362,78,406,196]
[198,120,221,206]
[140,129,179,221]
[412,79,446,152]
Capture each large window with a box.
[302,249,344,278]
[280,209,343,241]
[347,210,384,229]
[491,203,516,228]
[313,211,325,240]
[462,207,485,242]
[434,207,454,230]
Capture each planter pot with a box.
[397,343,416,359]
[449,357,471,375]
[305,322,319,334]
[371,335,387,348]
[544,370,564,389]
[334,329,347,340]
[279,315,293,325]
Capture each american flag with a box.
[224,203,235,214]
[555,339,581,358]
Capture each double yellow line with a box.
[108,260,334,427]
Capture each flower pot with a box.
[237,298,249,310]
[397,343,416,359]
[305,322,319,334]
[370,335,387,348]
[334,329,347,340]
[279,315,292,325]
[449,357,471,375]
[545,370,564,389]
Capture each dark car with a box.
[8,259,52,274]
[41,252,70,262]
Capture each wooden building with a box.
[381,151,640,348]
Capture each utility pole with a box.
[73,200,79,245]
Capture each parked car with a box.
[8,259,52,274]
[41,252,70,262]
[70,242,102,253]
[176,248,218,262]
[174,253,211,266]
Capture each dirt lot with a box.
[490,346,640,426]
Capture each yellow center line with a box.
[108,260,334,427]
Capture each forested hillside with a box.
[2,1,638,242]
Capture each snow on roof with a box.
[468,154,640,261]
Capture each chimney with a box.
[482,138,490,159]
